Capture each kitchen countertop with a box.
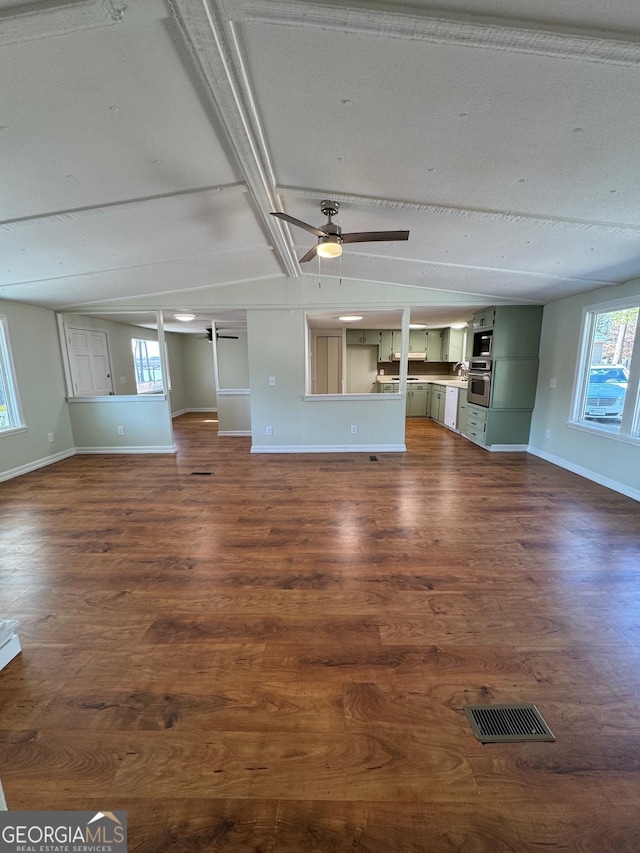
[376,376,468,388]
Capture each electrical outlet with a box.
[268,376,276,386]
[265,425,273,436]
[47,432,54,442]
[120,376,127,384]
[549,378,557,388]
[117,426,124,436]
[350,424,358,434]
[545,429,551,439]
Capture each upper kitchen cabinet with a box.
[492,306,543,358]
[408,329,427,353]
[470,307,495,330]
[441,327,465,363]
[345,329,381,346]
[470,306,543,358]
[426,330,443,362]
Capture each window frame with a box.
[570,295,640,442]
[0,315,26,435]
[131,337,167,395]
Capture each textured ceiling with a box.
[1,0,640,330]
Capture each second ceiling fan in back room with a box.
[270,200,409,263]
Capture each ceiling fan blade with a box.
[298,244,319,263]
[341,230,410,244]
[270,211,328,238]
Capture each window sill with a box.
[567,420,640,447]
[303,393,403,402]
[67,395,168,403]
[0,425,28,437]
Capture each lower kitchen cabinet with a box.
[378,382,397,393]
[457,392,468,435]
[406,384,429,416]
[463,402,534,447]
[429,384,446,422]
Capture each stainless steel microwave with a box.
[472,329,493,357]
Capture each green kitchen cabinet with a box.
[470,307,495,330]
[406,383,429,416]
[490,306,543,359]
[346,329,381,345]
[441,327,465,363]
[491,359,540,409]
[378,330,394,361]
[408,329,427,353]
[463,403,534,447]
[426,330,443,362]
[429,383,446,422]
[461,305,543,448]
[378,382,397,394]
[457,390,468,434]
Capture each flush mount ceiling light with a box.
[317,236,343,258]
[451,323,467,329]
[270,200,409,263]
[174,313,196,322]
[339,315,363,322]
[409,323,426,329]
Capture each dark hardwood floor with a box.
[1,413,639,851]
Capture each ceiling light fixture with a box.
[451,323,467,329]
[174,313,196,322]
[339,315,363,322]
[316,236,343,259]
[409,323,426,329]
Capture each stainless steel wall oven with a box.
[467,359,492,407]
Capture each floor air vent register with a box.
[464,704,555,743]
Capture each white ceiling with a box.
[2,0,640,332]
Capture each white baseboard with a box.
[251,444,407,454]
[0,449,76,483]
[219,430,252,437]
[172,408,217,418]
[488,443,529,452]
[75,445,177,454]
[528,446,640,502]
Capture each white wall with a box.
[68,396,174,452]
[181,335,216,411]
[0,299,74,480]
[529,277,640,499]
[247,308,406,451]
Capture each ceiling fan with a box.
[270,200,409,263]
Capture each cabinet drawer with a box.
[466,403,487,422]
[466,415,486,432]
[465,425,487,445]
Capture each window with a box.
[572,300,639,439]
[0,316,25,433]
[131,338,164,394]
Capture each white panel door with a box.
[313,334,342,394]
[66,327,113,396]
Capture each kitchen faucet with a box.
[453,361,469,380]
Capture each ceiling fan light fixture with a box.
[174,313,196,322]
[317,237,343,259]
